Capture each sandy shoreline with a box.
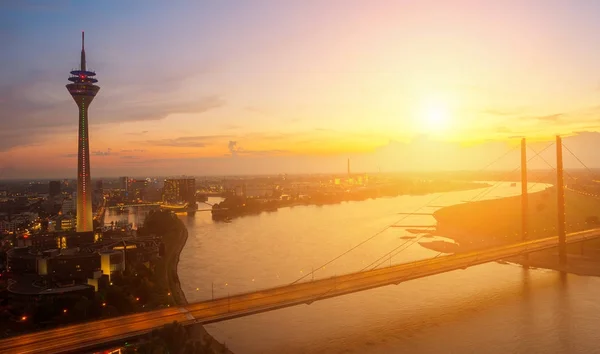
[167,218,234,354]
[429,187,600,276]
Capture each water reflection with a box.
[557,272,570,353]
[104,183,600,353]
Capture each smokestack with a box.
[347,158,350,177]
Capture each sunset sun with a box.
[414,95,455,134]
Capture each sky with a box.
[2,0,600,178]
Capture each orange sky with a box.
[3,1,600,177]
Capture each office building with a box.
[163,178,196,203]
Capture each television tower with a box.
[347,158,351,177]
[66,32,100,233]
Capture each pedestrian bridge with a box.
[2,228,600,354]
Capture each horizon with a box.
[0,166,593,182]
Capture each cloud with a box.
[120,155,140,160]
[482,107,527,116]
[533,113,563,121]
[0,63,225,151]
[228,141,241,156]
[126,131,149,136]
[0,0,69,11]
[120,149,146,153]
[0,130,45,152]
[92,148,113,156]
[60,153,77,158]
[102,95,225,123]
[495,126,513,134]
[221,124,240,130]
[245,105,269,115]
[239,149,289,156]
[145,135,229,148]
[227,140,287,157]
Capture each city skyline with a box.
[3,1,600,178]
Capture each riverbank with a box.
[212,181,492,221]
[164,217,234,354]
[431,186,600,276]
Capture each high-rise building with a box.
[163,178,196,204]
[49,181,61,197]
[95,180,103,192]
[130,179,149,201]
[119,177,130,192]
[93,180,104,206]
[66,32,100,233]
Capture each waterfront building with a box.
[66,32,100,233]
[163,178,196,203]
[129,179,149,202]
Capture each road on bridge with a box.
[2,228,599,353]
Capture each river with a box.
[105,182,600,354]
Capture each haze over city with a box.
[5,1,600,354]
[3,0,600,178]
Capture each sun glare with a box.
[414,95,454,134]
[425,101,450,127]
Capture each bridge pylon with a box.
[521,138,529,263]
[556,135,567,266]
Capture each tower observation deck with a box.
[66,32,100,233]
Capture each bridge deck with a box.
[2,228,600,353]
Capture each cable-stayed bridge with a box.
[3,137,600,353]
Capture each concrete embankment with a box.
[166,218,234,354]
[431,187,600,276]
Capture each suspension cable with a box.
[309,144,556,301]
[362,142,556,266]
[368,167,553,272]
[288,145,520,285]
[367,167,557,271]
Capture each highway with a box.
[2,228,600,353]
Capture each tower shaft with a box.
[75,96,93,232]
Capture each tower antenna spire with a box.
[81,31,86,72]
